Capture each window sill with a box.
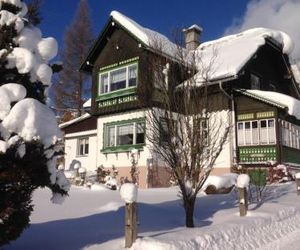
[97,87,137,101]
[76,154,89,158]
[101,144,145,153]
[238,143,276,147]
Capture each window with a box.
[100,74,109,93]
[104,120,145,149]
[78,138,89,156]
[251,74,260,90]
[237,119,276,146]
[199,119,209,146]
[136,122,145,144]
[159,118,177,144]
[280,120,300,149]
[110,68,126,91]
[128,65,137,87]
[117,124,133,145]
[159,118,169,143]
[98,63,138,95]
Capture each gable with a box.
[243,43,299,97]
[61,116,97,135]
[93,27,142,71]
[80,11,179,73]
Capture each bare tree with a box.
[51,0,94,118]
[139,41,231,227]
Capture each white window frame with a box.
[280,119,300,149]
[237,118,276,146]
[77,137,89,156]
[98,62,138,95]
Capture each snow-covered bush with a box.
[202,173,238,194]
[105,176,118,190]
[0,1,69,246]
[96,165,111,183]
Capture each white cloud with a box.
[225,0,300,60]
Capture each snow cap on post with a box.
[236,174,250,188]
[120,183,138,203]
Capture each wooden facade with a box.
[69,11,300,185]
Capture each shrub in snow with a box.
[105,176,118,190]
[120,183,138,203]
[236,174,250,188]
[0,1,69,246]
[96,165,111,183]
[248,168,267,202]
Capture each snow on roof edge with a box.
[236,89,300,120]
[110,10,181,59]
[83,98,91,108]
[59,113,91,129]
[110,10,149,45]
[235,89,288,109]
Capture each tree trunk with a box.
[184,198,195,227]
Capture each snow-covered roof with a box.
[59,113,91,129]
[110,11,179,58]
[83,98,91,108]
[236,89,300,120]
[190,28,294,84]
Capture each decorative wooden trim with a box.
[237,111,275,121]
[103,117,145,127]
[238,146,277,163]
[96,87,137,101]
[101,143,145,153]
[237,113,255,121]
[99,57,139,71]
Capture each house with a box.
[61,10,300,188]
[60,113,97,172]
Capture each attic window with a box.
[250,74,261,90]
[98,62,138,95]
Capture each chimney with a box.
[183,24,203,51]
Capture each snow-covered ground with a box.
[5,182,300,250]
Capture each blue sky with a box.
[39,0,250,50]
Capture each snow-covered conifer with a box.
[0,1,69,246]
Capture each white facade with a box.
[97,110,152,168]
[64,129,98,173]
[212,110,234,171]
[96,108,234,170]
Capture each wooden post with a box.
[238,187,248,216]
[296,179,300,196]
[125,202,137,248]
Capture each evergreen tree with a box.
[51,0,94,118]
[0,0,69,246]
